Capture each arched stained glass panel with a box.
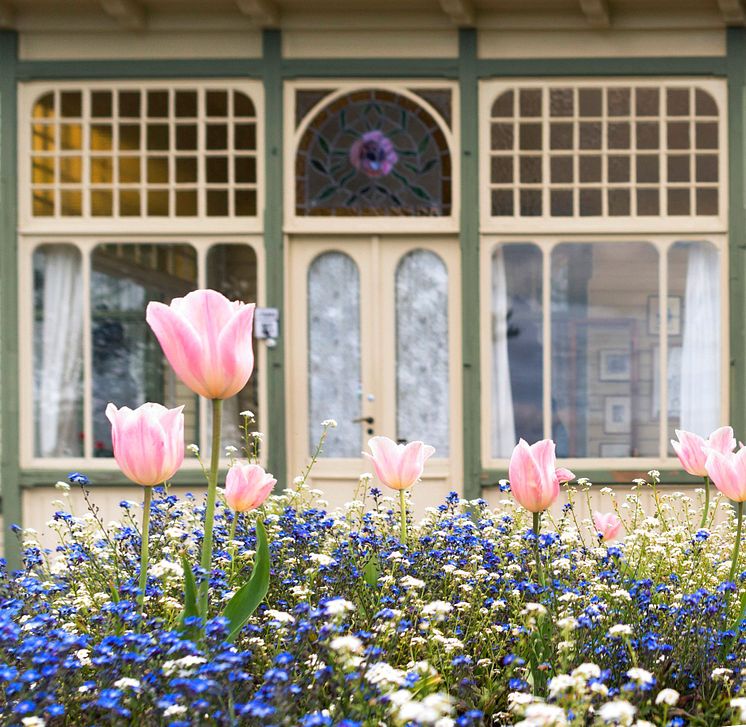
[296,89,452,217]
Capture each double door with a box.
[287,235,462,513]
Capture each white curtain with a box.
[37,247,84,456]
[680,243,720,436]
[491,249,516,457]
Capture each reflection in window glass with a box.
[33,244,84,457]
[91,244,197,457]
[207,244,260,449]
[667,241,721,451]
[308,252,361,457]
[491,244,543,457]
[396,250,449,455]
[551,242,658,457]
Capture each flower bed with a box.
[2,288,745,726]
[1,476,746,726]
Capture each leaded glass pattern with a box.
[488,84,720,219]
[30,85,258,219]
[307,252,362,457]
[396,250,449,455]
[296,89,452,217]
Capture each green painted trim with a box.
[481,468,701,488]
[263,30,287,491]
[459,29,481,502]
[475,56,727,78]
[16,58,265,81]
[0,30,21,570]
[280,58,459,79]
[727,28,746,439]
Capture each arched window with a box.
[294,86,453,219]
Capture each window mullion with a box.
[658,241,669,459]
[542,242,552,441]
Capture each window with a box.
[21,81,263,233]
[28,241,262,464]
[481,80,725,233]
[480,79,727,466]
[287,81,458,232]
[20,81,265,468]
[484,238,725,464]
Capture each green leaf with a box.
[317,185,338,201]
[311,159,328,174]
[178,555,199,633]
[317,135,330,154]
[222,519,270,642]
[362,554,379,588]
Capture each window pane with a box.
[551,243,659,458]
[666,241,721,452]
[491,244,543,458]
[308,252,361,457]
[33,244,84,457]
[91,244,198,457]
[396,250,449,455]
[207,244,260,450]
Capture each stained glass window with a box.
[296,89,452,217]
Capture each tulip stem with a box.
[533,511,544,586]
[138,486,152,616]
[729,500,744,585]
[399,489,407,545]
[199,398,223,621]
[701,476,711,530]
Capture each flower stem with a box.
[199,398,223,620]
[138,486,152,616]
[399,489,407,545]
[700,476,711,530]
[533,511,544,586]
[228,513,239,584]
[729,500,744,585]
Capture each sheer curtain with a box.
[491,249,516,457]
[679,243,720,436]
[37,247,84,456]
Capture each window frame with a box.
[479,233,730,472]
[19,235,267,472]
[479,78,728,234]
[18,79,265,235]
[284,79,460,234]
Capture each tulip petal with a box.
[146,301,212,398]
[215,303,256,399]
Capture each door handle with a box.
[352,416,374,424]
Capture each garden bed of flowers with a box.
[2,289,746,726]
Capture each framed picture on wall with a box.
[647,295,682,336]
[599,348,631,381]
[604,396,631,434]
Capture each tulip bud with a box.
[106,402,184,486]
[225,463,276,512]
[146,289,255,401]
[593,511,623,541]
[671,426,736,477]
[363,436,435,491]
[508,439,574,513]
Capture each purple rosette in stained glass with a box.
[349,130,398,178]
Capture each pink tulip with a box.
[146,289,256,400]
[671,427,736,477]
[363,436,435,491]
[508,439,575,513]
[704,448,746,502]
[106,402,184,486]
[225,463,276,512]
[593,511,623,541]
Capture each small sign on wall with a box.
[254,307,279,340]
